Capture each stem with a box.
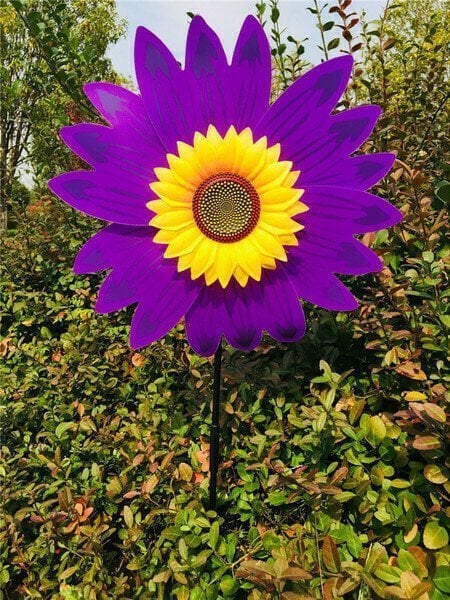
[209,341,222,512]
[414,90,450,159]
[313,511,324,597]
[314,0,329,61]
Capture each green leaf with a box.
[365,543,387,574]
[209,521,219,550]
[327,38,340,50]
[435,182,450,203]
[322,535,341,573]
[334,491,355,502]
[423,522,448,549]
[55,421,75,439]
[267,491,287,506]
[412,436,441,451]
[0,569,10,586]
[262,530,281,551]
[178,463,193,482]
[434,566,450,594]
[59,565,78,580]
[347,534,363,558]
[10,0,25,10]
[366,416,387,447]
[424,464,448,484]
[375,564,401,584]
[397,549,420,574]
[220,576,239,597]
[123,505,133,528]
[40,325,52,339]
[178,538,189,561]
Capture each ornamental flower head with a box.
[49,16,402,356]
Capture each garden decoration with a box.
[49,15,402,511]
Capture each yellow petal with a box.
[261,255,277,269]
[164,226,202,257]
[204,264,218,286]
[150,209,193,231]
[234,265,249,287]
[166,154,203,190]
[215,244,237,288]
[206,124,222,144]
[153,167,179,185]
[150,181,193,207]
[278,233,299,246]
[235,238,262,281]
[231,128,254,171]
[220,125,239,170]
[252,161,293,190]
[264,143,281,165]
[190,238,218,279]
[238,137,267,179]
[177,252,194,272]
[287,201,309,217]
[177,140,196,163]
[176,141,210,180]
[259,212,303,234]
[283,170,301,188]
[152,228,179,244]
[193,126,236,175]
[192,135,220,175]
[238,127,253,146]
[248,228,287,261]
[259,187,304,211]
[147,199,174,215]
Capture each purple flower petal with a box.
[185,286,223,356]
[135,26,192,153]
[95,249,162,314]
[48,170,152,225]
[135,17,272,152]
[231,15,271,130]
[186,281,264,354]
[283,258,358,311]
[260,270,306,343]
[129,262,200,349]
[254,55,353,147]
[83,82,156,132]
[300,153,396,190]
[221,280,264,350]
[290,234,383,275]
[74,225,156,274]
[186,270,306,355]
[299,186,404,234]
[289,105,382,175]
[185,15,232,137]
[60,123,164,181]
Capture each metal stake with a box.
[209,341,222,511]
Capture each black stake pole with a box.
[209,341,222,512]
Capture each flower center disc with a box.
[192,173,260,243]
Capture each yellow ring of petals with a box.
[148,125,308,288]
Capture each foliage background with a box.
[1,0,449,598]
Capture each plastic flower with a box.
[49,16,402,356]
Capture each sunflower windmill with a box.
[49,16,402,511]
